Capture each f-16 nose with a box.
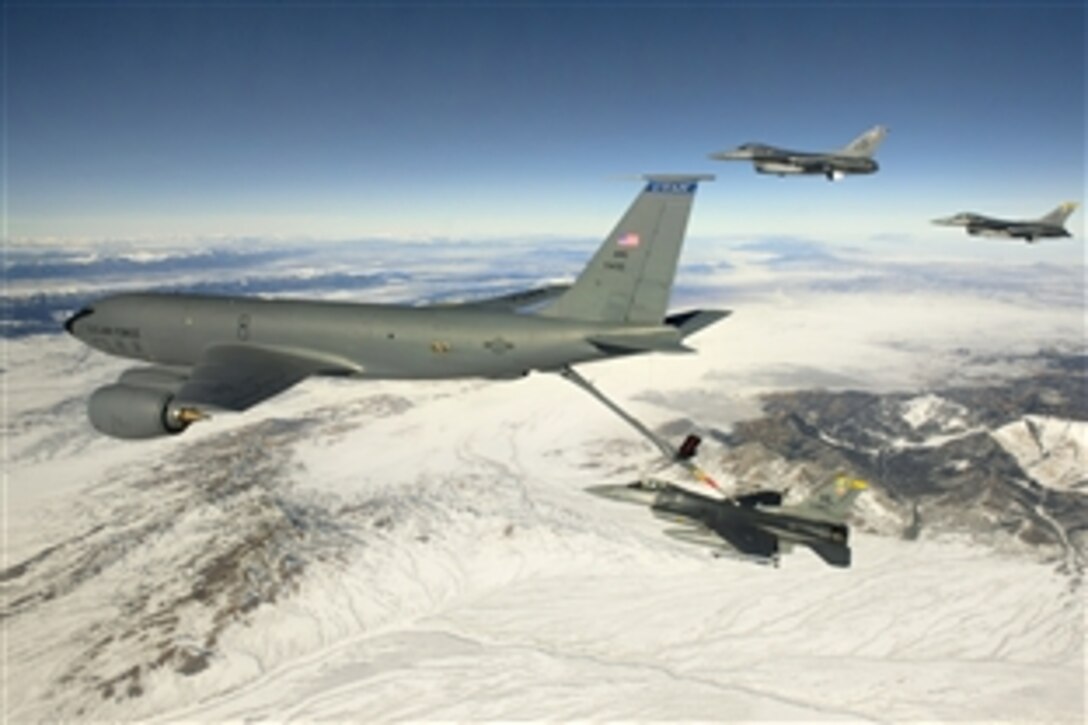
[64,307,95,335]
[709,148,753,161]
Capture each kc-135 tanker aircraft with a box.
[709,125,888,181]
[66,175,727,440]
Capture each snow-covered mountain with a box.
[993,416,1087,493]
[708,360,1086,569]
[3,241,1085,721]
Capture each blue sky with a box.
[5,3,1085,246]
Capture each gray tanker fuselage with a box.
[76,292,657,380]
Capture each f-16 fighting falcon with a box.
[588,473,869,567]
[65,175,728,440]
[931,202,1078,243]
[709,125,888,181]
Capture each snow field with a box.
[4,279,1086,721]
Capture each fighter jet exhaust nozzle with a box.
[88,383,200,439]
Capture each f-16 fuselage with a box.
[931,208,1077,243]
[652,484,847,548]
[709,125,888,182]
[733,146,878,180]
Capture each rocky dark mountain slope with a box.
[691,352,1086,573]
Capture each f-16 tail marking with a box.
[839,125,888,157]
[792,474,869,522]
[1038,201,1079,226]
[541,175,713,324]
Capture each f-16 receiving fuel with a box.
[65,175,728,440]
[709,125,888,181]
[588,471,869,567]
[931,202,1078,243]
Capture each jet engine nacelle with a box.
[88,383,191,439]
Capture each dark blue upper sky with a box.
[6,3,1085,245]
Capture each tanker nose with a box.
[64,306,95,335]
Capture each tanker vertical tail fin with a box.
[540,175,713,324]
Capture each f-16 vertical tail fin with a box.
[1037,201,1079,226]
[839,125,888,158]
[540,175,713,324]
[791,474,869,523]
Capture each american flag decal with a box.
[617,232,640,248]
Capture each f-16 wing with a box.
[662,519,781,560]
[706,519,780,560]
[664,524,782,565]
